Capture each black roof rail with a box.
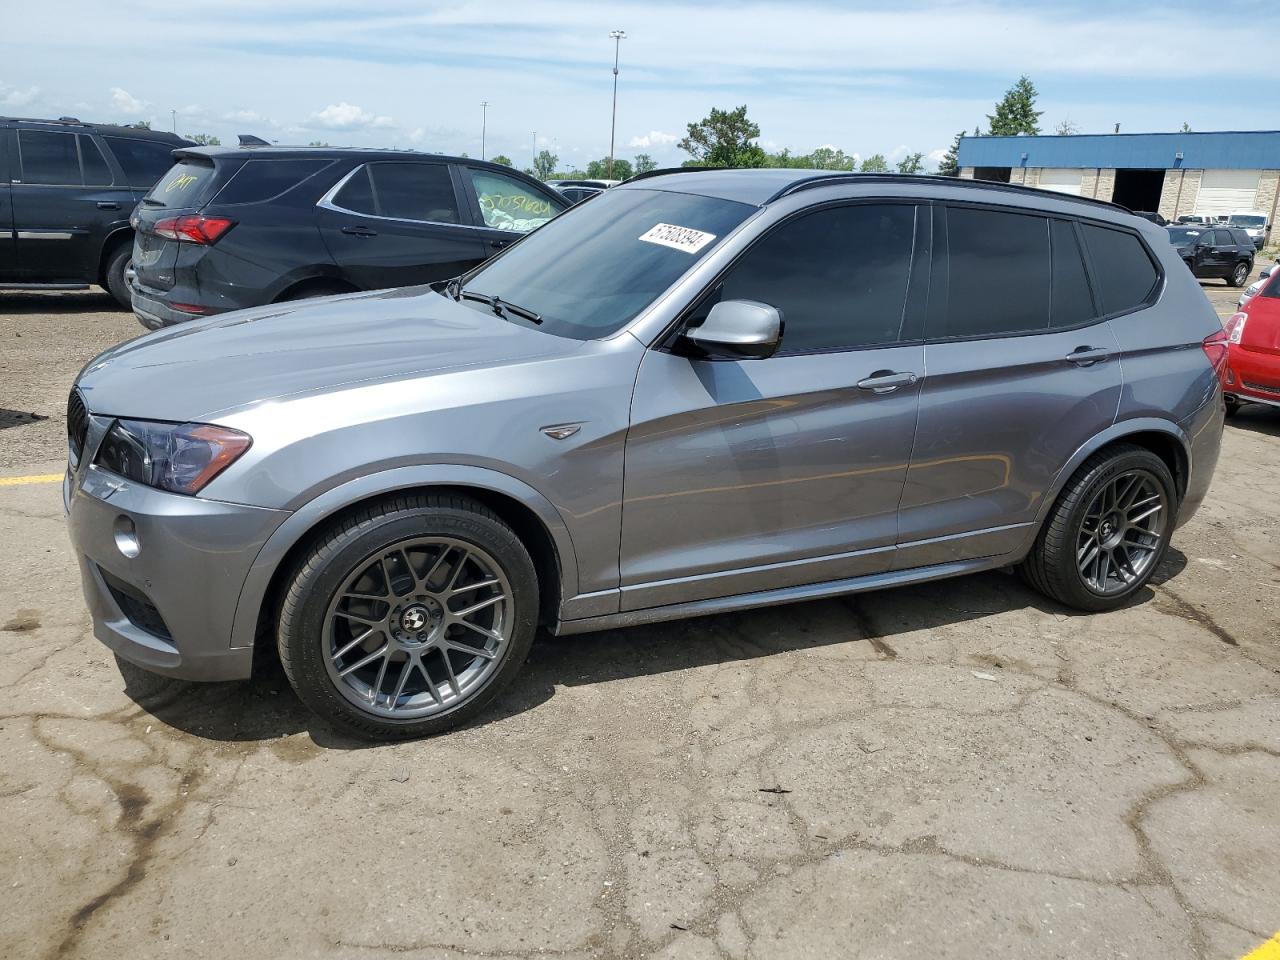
[769,172,1132,214]
[3,115,87,127]
[626,165,725,184]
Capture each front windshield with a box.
[458,187,756,340]
[1229,215,1265,227]
[1167,227,1204,245]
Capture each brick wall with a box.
[1092,169,1116,201]
[1256,171,1280,246]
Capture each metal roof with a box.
[957,130,1280,171]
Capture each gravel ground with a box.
[0,278,1277,960]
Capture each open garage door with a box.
[1037,168,1083,195]
[1195,170,1261,219]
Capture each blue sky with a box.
[4,0,1277,171]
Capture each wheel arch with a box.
[230,466,578,660]
[272,275,361,303]
[97,226,134,286]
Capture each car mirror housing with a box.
[684,300,783,360]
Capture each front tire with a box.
[1019,445,1177,612]
[1227,261,1251,288]
[104,245,133,309]
[278,494,539,740]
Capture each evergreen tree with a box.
[937,131,964,177]
[986,76,1043,136]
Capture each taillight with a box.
[1202,327,1229,376]
[152,215,235,245]
[1223,312,1248,344]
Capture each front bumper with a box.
[66,451,288,681]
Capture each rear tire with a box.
[1224,396,1241,418]
[1227,261,1251,288]
[1019,444,1177,612]
[277,494,539,741]
[104,245,133,310]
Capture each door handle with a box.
[341,225,378,237]
[856,370,918,394]
[1065,346,1113,366]
[490,238,512,249]
[96,201,120,210]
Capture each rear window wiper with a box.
[459,289,542,324]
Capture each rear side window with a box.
[79,137,113,185]
[214,159,330,205]
[144,159,215,208]
[1050,219,1096,328]
[710,203,917,353]
[1080,224,1159,316]
[938,207,1050,338]
[370,162,460,223]
[333,166,376,214]
[104,137,177,187]
[18,130,81,184]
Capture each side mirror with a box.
[684,299,783,360]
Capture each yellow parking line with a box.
[0,473,63,487]
[1241,933,1280,960]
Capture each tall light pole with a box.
[607,29,626,180]
[531,130,537,171]
[480,101,489,160]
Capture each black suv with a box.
[129,146,569,328]
[0,117,192,307]
[1166,225,1256,287]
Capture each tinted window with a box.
[939,207,1050,338]
[215,159,330,205]
[1231,229,1253,245]
[1261,272,1280,300]
[461,187,753,340]
[104,138,177,186]
[369,162,459,223]
[1214,229,1233,245]
[1080,224,1159,316]
[333,166,376,215]
[79,136,113,185]
[143,158,215,208]
[707,204,916,353]
[1050,219,1096,328]
[19,131,80,184]
[468,168,564,233]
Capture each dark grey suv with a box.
[66,170,1225,739]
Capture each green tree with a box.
[896,152,925,174]
[185,133,221,146]
[986,76,1043,136]
[859,153,889,173]
[307,140,331,147]
[532,149,558,180]
[809,146,857,170]
[678,105,766,168]
[633,153,657,174]
[1180,121,1192,133]
[586,157,633,180]
[490,154,513,167]
[937,131,964,177]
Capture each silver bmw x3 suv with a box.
[66,169,1226,739]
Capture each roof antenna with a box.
[1114,123,1120,134]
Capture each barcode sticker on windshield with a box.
[639,223,717,254]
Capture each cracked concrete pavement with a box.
[1,285,1278,960]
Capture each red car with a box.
[1223,267,1280,416]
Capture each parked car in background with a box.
[129,145,569,329]
[1237,262,1277,310]
[1225,211,1270,250]
[1134,211,1168,226]
[1222,269,1280,415]
[0,116,192,307]
[550,180,607,204]
[68,170,1224,739]
[1165,225,1255,286]
[1177,214,1212,226]
[546,178,619,190]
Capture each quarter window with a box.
[467,169,563,233]
[332,166,376,215]
[1080,224,1159,316]
[705,203,917,353]
[215,159,331,205]
[19,131,81,185]
[938,207,1051,338]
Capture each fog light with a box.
[113,515,140,559]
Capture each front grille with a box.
[99,568,173,642]
[1243,380,1280,397]
[67,390,88,463]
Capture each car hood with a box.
[76,286,586,422]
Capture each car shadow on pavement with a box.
[1226,406,1280,438]
[115,548,1190,749]
[0,291,121,314]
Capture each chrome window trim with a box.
[316,162,475,232]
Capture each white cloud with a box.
[888,144,910,161]
[307,101,394,131]
[223,108,265,124]
[1,81,40,108]
[927,147,948,167]
[110,86,147,115]
[628,130,678,149]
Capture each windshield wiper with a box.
[459,289,542,324]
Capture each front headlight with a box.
[95,419,252,495]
